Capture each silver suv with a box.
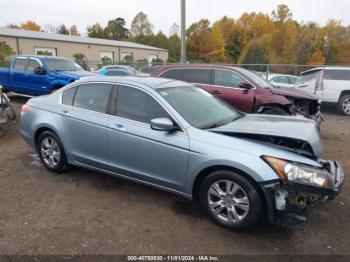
[297,67,350,115]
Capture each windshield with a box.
[238,68,274,89]
[45,58,83,71]
[158,86,240,129]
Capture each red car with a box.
[152,64,322,124]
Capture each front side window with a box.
[117,86,169,124]
[158,85,239,129]
[13,59,27,70]
[183,69,211,84]
[214,70,245,87]
[73,83,113,113]
[237,68,272,88]
[28,59,41,72]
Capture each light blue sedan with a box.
[19,77,344,230]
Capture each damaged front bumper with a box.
[261,160,344,228]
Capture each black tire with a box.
[262,107,289,115]
[37,131,67,172]
[200,170,262,230]
[337,95,350,115]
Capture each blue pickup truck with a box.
[0,55,97,96]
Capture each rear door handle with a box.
[212,90,221,95]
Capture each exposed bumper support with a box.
[261,160,344,228]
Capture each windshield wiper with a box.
[202,115,244,129]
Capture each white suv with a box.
[297,67,350,115]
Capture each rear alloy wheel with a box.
[37,131,67,172]
[338,95,350,115]
[200,170,262,230]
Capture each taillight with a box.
[21,104,30,116]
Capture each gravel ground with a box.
[0,97,349,255]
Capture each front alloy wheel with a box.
[208,180,250,223]
[200,170,262,230]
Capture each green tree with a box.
[73,53,89,70]
[121,55,134,65]
[70,25,81,36]
[87,23,106,38]
[105,18,129,40]
[0,41,15,66]
[130,12,153,37]
[57,24,70,35]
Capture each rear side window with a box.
[183,69,211,84]
[13,59,27,70]
[116,86,169,124]
[62,86,77,106]
[160,69,184,80]
[214,70,244,87]
[324,70,350,81]
[73,83,113,113]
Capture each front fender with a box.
[255,94,292,108]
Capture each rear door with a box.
[58,82,114,169]
[212,69,255,112]
[26,58,49,95]
[10,57,28,93]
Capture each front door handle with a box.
[62,110,69,116]
[212,90,221,95]
[112,123,126,132]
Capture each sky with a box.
[1,0,350,36]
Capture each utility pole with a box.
[180,0,186,63]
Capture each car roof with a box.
[301,66,350,75]
[155,64,241,71]
[76,76,192,90]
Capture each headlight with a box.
[262,156,334,188]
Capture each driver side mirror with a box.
[239,82,254,89]
[150,118,177,132]
[34,66,46,75]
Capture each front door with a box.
[26,58,49,95]
[107,85,190,192]
[211,69,255,112]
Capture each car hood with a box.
[54,70,98,79]
[269,87,318,100]
[209,114,323,157]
